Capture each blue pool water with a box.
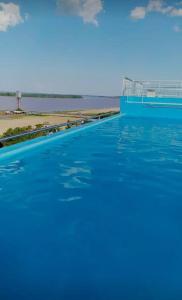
[0,116,182,299]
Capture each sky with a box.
[1,0,182,96]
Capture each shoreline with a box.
[0,107,119,135]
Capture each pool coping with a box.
[0,114,121,162]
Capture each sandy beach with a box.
[0,108,119,135]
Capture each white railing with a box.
[122,77,182,100]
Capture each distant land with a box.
[84,95,119,98]
[0,92,82,99]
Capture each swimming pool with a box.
[0,116,182,299]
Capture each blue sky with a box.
[0,0,182,95]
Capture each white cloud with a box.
[131,7,147,20]
[57,0,103,26]
[147,0,172,14]
[170,8,182,17]
[131,0,182,20]
[0,2,24,32]
[173,24,181,32]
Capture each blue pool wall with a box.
[121,96,182,119]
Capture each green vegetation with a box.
[0,121,75,147]
[0,111,119,148]
[0,92,82,99]
[1,125,47,146]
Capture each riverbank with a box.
[0,108,119,135]
[0,96,119,112]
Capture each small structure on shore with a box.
[14,91,24,114]
[16,91,22,110]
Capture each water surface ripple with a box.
[0,117,182,299]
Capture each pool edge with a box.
[0,114,121,162]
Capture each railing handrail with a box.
[122,77,182,98]
[0,122,69,143]
[124,78,182,83]
[0,112,118,144]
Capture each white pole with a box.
[16,91,22,110]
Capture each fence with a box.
[121,77,182,119]
[0,112,118,146]
[122,78,182,105]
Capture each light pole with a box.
[16,91,22,111]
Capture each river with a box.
[0,96,119,113]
